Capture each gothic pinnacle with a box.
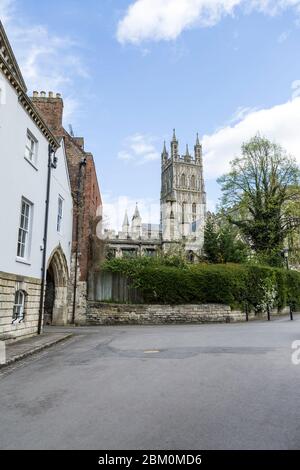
[123,210,129,227]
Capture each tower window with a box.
[182,202,187,224]
[192,203,197,232]
[192,203,197,222]
[191,175,196,189]
[181,174,186,187]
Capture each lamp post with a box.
[38,145,57,335]
[283,248,293,321]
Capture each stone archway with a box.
[44,246,69,326]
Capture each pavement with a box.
[0,315,300,450]
[1,332,73,367]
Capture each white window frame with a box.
[24,130,38,167]
[17,198,32,261]
[57,195,64,233]
[12,290,26,324]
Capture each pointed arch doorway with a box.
[44,246,69,326]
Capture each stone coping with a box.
[0,271,41,284]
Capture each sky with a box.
[1,0,300,230]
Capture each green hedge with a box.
[102,258,300,311]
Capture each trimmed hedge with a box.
[102,258,300,311]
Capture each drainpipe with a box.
[72,157,87,325]
[38,145,57,335]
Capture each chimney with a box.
[73,137,85,150]
[31,91,64,134]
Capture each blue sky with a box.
[2,0,300,229]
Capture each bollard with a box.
[267,305,271,322]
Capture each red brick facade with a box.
[31,92,102,282]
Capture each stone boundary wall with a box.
[86,302,258,326]
[86,302,291,326]
[0,271,41,342]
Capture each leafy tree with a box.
[203,213,220,263]
[218,135,300,265]
[204,212,249,264]
[218,224,249,264]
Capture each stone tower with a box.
[161,131,206,255]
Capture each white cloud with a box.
[118,134,160,164]
[291,79,300,98]
[227,106,259,125]
[0,0,14,23]
[102,193,160,231]
[0,0,88,121]
[277,30,290,43]
[203,94,300,179]
[117,0,300,44]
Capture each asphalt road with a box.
[1,317,300,450]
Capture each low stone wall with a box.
[0,271,41,342]
[86,302,257,326]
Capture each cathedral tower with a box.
[161,131,207,255]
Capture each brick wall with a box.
[31,93,102,283]
[0,272,41,341]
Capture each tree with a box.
[218,135,300,265]
[218,223,249,264]
[204,212,249,264]
[203,213,220,263]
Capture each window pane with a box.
[17,199,31,258]
[13,291,25,320]
[25,132,36,163]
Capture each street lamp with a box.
[282,248,294,321]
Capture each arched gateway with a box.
[44,246,69,326]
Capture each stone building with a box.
[0,21,73,340]
[31,92,102,324]
[104,206,161,259]
[105,130,207,260]
[161,130,207,256]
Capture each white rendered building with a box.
[0,22,73,341]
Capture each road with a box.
[0,317,300,450]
